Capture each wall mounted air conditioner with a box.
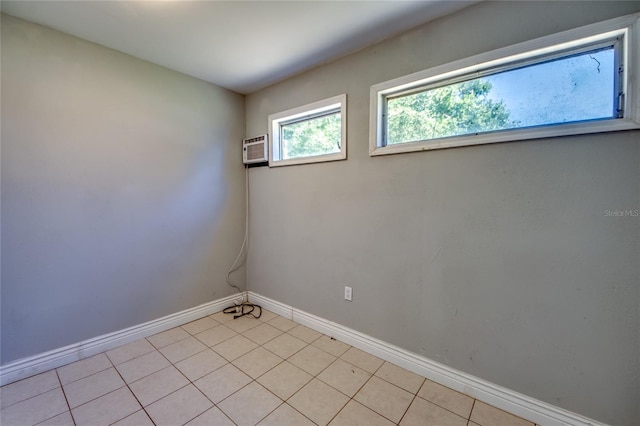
[242,134,268,164]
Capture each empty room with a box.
[1,1,639,425]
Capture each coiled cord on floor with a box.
[224,165,261,319]
[223,303,262,319]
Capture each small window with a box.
[370,13,640,156]
[269,94,347,167]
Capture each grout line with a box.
[191,324,239,349]
[144,340,232,426]
[252,399,283,425]
[54,369,76,426]
[57,355,113,386]
[0,374,61,411]
[108,357,156,425]
[398,391,419,425]
[469,399,477,423]
[108,340,157,367]
[58,368,128,413]
[146,328,193,351]
[286,402,317,426]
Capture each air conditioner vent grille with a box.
[247,144,265,160]
[244,135,266,145]
[242,134,268,164]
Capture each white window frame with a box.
[369,13,640,156]
[269,94,347,167]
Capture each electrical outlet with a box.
[344,286,353,301]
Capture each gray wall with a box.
[1,15,246,363]
[245,2,640,425]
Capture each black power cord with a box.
[223,303,262,319]
[223,165,263,320]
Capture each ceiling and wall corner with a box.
[0,0,477,94]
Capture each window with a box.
[370,13,640,156]
[269,94,347,167]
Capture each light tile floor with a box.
[0,309,539,426]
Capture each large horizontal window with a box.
[370,13,640,156]
[269,94,347,167]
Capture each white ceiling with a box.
[1,0,475,94]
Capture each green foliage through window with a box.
[281,112,341,159]
[384,46,616,146]
[386,80,515,144]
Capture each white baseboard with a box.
[0,293,242,386]
[248,292,606,426]
[0,290,607,426]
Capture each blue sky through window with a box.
[485,47,615,128]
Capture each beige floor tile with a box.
[37,410,75,426]
[225,315,262,333]
[63,368,125,408]
[106,339,155,365]
[263,333,308,359]
[318,359,371,397]
[257,309,280,322]
[0,388,68,426]
[195,324,237,347]
[340,347,384,374]
[218,382,282,426]
[257,361,313,400]
[289,345,336,376]
[0,370,60,409]
[418,379,474,418]
[268,316,298,332]
[129,366,189,406]
[257,403,315,426]
[71,387,141,426]
[329,400,395,426]
[175,348,227,381]
[2,311,542,426]
[57,353,112,385]
[354,376,414,423]
[289,379,349,426]
[210,310,236,323]
[116,350,170,383]
[112,410,154,426]
[470,401,535,426]
[185,407,235,426]
[233,346,283,379]
[312,335,351,357]
[288,325,322,343]
[181,317,219,335]
[146,384,213,426]
[400,397,467,426]
[158,335,207,363]
[194,363,252,403]
[147,327,190,349]
[213,334,259,361]
[243,322,284,345]
[375,362,425,394]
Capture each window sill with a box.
[370,118,640,156]
[269,151,347,167]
